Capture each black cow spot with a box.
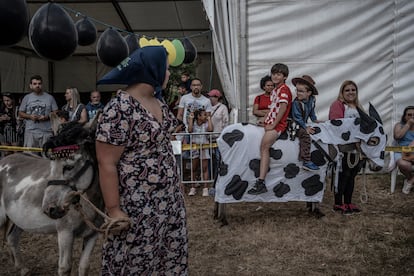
[273,182,291,198]
[269,148,283,160]
[284,163,300,179]
[311,150,326,166]
[241,122,249,126]
[279,131,289,140]
[330,120,342,126]
[249,159,269,178]
[360,120,377,134]
[223,130,244,147]
[341,131,350,141]
[218,161,228,176]
[354,117,360,125]
[249,159,260,178]
[225,175,248,200]
[313,127,321,134]
[380,151,385,160]
[302,175,323,196]
[379,126,384,135]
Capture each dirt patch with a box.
[1,174,413,275]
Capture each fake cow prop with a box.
[0,121,102,276]
[214,104,386,223]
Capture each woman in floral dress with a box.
[96,46,188,275]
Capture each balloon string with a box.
[59,3,212,41]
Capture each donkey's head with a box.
[355,103,387,170]
[41,120,99,219]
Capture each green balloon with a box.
[171,39,185,67]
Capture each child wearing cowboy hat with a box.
[291,75,321,171]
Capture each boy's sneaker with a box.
[347,203,361,213]
[188,187,196,196]
[247,179,267,195]
[402,179,412,194]
[302,161,320,171]
[202,187,209,197]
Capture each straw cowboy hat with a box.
[292,75,318,95]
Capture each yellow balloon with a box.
[149,38,161,46]
[139,37,150,47]
[161,39,177,65]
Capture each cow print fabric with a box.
[215,113,386,204]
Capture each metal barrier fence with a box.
[0,132,221,188]
[172,132,221,186]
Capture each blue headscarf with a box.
[97,46,167,100]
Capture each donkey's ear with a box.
[368,102,383,124]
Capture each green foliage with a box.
[164,62,196,104]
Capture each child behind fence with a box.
[187,109,213,196]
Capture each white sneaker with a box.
[202,187,209,197]
[402,180,412,194]
[188,187,196,196]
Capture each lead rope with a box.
[346,151,368,203]
[69,191,132,240]
[347,151,360,168]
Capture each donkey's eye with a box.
[63,165,74,173]
[367,136,380,146]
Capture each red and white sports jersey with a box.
[264,83,292,132]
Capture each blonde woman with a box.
[329,80,364,214]
[62,87,88,124]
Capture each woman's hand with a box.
[106,206,129,219]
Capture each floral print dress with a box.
[96,91,188,275]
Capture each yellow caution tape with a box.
[181,143,218,151]
[385,146,414,152]
[0,145,43,152]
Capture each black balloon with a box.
[76,17,97,46]
[125,34,139,54]
[0,0,29,46]
[181,38,197,64]
[29,3,77,61]
[97,28,129,67]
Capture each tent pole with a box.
[239,0,248,122]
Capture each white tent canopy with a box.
[204,0,414,140]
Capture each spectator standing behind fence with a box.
[86,90,104,122]
[181,71,192,93]
[253,75,273,126]
[19,75,58,148]
[169,83,188,117]
[208,89,229,180]
[177,78,212,129]
[291,75,321,171]
[393,105,414,194]
[329,80,364,214]
[187,109,213,196]
[62,87,88,124]
[0,93,20,155]
[95,46,188,274]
